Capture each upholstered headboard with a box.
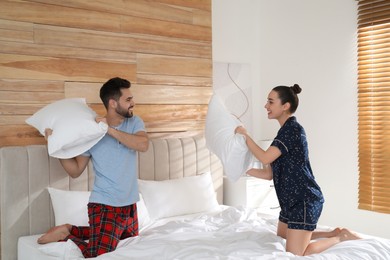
[0,135,223,260]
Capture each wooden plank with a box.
[0,19,33,31]
[88,104,208,122]
[145,120,205,132]
[0,1,122,32]
[121,15,211,42]
[193,9,211,27]
[0,90,64,104]
[0,2,210,41]
[65,82,212,104]
[19,103,208,122]
[134,104,207,121]
[154,0,211,12]
[0,53,136,82]
[0,125,204,147]
[33,25,211,59]
[0,41,137,63]
[137,54,212,77]
[132,85,212,104]
[88,104,105,116]
[0,103,45,115]
[64,82,101,103]
[0,79,64,92]
[28,0,194,24]
[147,130,204,139]
[136,74,212,87]
[0,115,29,125]
[0,125,44,147]
[0,28,33,43]
[89,104,208,122]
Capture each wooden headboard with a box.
[0,135,223,260]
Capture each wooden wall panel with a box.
[0,0,212,146]
[137,54,212,77]
[29,0,195,24]
[64,83,212,105]
[33,25,210,58]
[0,1,122,32]
[0,53,136,82]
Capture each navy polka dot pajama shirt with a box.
[271,116,324,231]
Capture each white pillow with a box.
[47,187,90,226]
[48,188,151,229]
[137,193,151,229]
[25,98,108,159]
[205,94,254,182]
[138,172,219,220]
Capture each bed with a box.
[1,136,390,260]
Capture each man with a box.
[38,77,149,258]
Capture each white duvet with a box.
[33,206,390,260]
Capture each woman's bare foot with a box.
[329,227,342,237]
[338,228,361,242]
[37,224,71,244]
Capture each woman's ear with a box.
[283,102,291,112]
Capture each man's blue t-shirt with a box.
[83,116,145,207]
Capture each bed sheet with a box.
[19,206,390,260]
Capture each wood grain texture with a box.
[28,0,195,24]
[0,53,136,82]
[0,0,212,147]
[33,25,211,59]
[137,54,212,77]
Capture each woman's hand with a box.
[246,168,259,177]
[235,126,247,135]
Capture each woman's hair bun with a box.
[291,84,302,94]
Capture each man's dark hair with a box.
[100,77,131,109]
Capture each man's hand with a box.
[95,116,107,125]
[44,128,53,141]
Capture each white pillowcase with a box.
[47,187,90,226]
[48,187,151,229]
[138,172,219,220]
[137,193,151,229]
[25,98,108,159]
[205,94,254,182]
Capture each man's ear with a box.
[108,99,117,109]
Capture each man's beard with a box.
[116,106,133,118]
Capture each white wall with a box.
[212,0,390,239]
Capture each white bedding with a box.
[18,206,390,260]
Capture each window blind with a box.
[357,0,390,214]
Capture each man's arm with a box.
[107,128,149,152]
[45,128,90,178]
[59,156,90,178]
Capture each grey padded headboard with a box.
[0,135,223,260]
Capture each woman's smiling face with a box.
[264,90,285,120]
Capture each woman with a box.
[235,84,360,256]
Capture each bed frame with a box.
[0,135,223,260]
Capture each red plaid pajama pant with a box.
[65,202,138,258]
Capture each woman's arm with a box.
[235,126,281,165]
[246,165,273,180]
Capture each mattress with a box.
[18,206,390,260]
